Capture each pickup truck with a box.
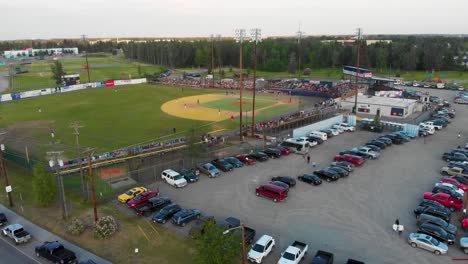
[2,224,31,244]
[35,241,77,264]
[311,250,334,264]
[134,197,172,216]
[278,240,308,264]
[0,212,7,226]
[441,166,468,177]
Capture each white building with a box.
[340,95,418,118]
[3,47,79,58]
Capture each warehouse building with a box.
[340,95,418,118]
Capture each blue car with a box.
[179,168,199,183]
[152,204,181,224]
[171,209,201,226]
[197,163,221,178]
[224,157,244,168]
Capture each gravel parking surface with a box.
[140,88,467,264]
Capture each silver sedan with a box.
[408,233,448,255]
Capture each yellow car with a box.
[118,187,148,203]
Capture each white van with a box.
[309,131,328,141]
[161,169,187,188]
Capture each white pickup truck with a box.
[278,240,308,264]
[2,224,31,244]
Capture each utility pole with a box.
[250,28,261,137]
[0,143,13,207]
[70,121,86,200]
[210,34,215,88]
[296,28,304,80]
[216,35,222,79]
[353,28,363,115]
[47,150,68,220]
[8,63,14,91]
[81,34,91,83]
[235,29,246,142]
[83,148,98,222]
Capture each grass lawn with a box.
[0,163,195,264]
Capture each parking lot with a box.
[135,88,467,264]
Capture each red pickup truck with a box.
[127,191,159,208]
[423,192,463,212]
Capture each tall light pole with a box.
[81,34,91,83]
[235,29,246,142]
[216,35,222,79]
[210,34,215,88]
[48,151,67,219]
[353,28,363,115]
[223,224,246,264]
[296,29,304,80]
[0,143,13,208]
[250,28,261,137]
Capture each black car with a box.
[450,175,468,184]
[189,215,216,238]
[383,134,403,144]
[271,176,296,187]
[452,148,468,156]
[220,217,241,229]
[314,169,340,182]
[432,186,463,200]
[389,133,409,142]
[297,174,322,185]
[308,136,324,144]
[152,204,182,224]
[377,137,393,146]
[414,206,451,223]
[135,197,172,216]
[270,181,290,190]
[263,148,282,158]
[363,144,381,152]
[417,213,457,235]
[419,199,447,211]
[367,140,386,149]
[224,157,245,168]
[321,130,334,138]
[211,158,234,172]
[0,212,7,226]
[248,152,269,162]
[417,223,455,245]
[442,152,467,162]
[327,166,349,177]
[179,168,199,183]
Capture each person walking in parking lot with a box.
[307,155,310,164]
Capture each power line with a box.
[69,121,87,200]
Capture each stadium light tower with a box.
[250,28,261,137]
[235,29,246,142]
[296,29,305,79]
[353,28,363,116]
[210,34,215,88]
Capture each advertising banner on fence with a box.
[375,91,403,98]
[20,90,42,98]
[130,78,147,84]
[0,94,12,102]
[105,80,115,87]
[114,79,132,86]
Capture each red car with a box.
[334,154,365,166]
[127,191,158,208]
[235,154,256,165]
[276,146,291,155]
[440,177,468,192]
[423,192,463,212]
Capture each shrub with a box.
[93,215,118,239]
[303,68,312,75]
[67,218,85,236]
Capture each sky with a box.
[1,0,467,40]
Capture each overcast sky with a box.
[2,0,467,40]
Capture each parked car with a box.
[417,223,455,245]
[224,157,245,168]
[314,169,340,182]
[247,234,275,263]
[263,148,282,158]
[362,144,381,152]
[434,182,464,196]
[383,134,404,144]
[339,150,369,159]
[389,132,411,142]
[418,199,447,211]
[2,224,31,244]
[320,130,334,138]
[346,259,365,264]
[431,185,463,200]
[331,125,345,134]
[270,181,290,190]
[35,241,77,264]
[248,152,270,162]
[161,169,187,188]
[220,217,241,229]
[440,177,468,192]
[450,175,468,185]
[255,184,288,202]
[271,176,296,187]
[367,140,386,149]
[334,154,365,166]
[0,213,7,226]
[337,123,355,132]
[118,186,148,203]
[235,154,257,165]
[311,250,334,264]
[211,159,234,172]
[278,240,308,264]
[179,168,199,183]
[330,161,355,172]
[152,204,182,224]
[377,137,393,146]
[189,215,215,238]
[276,146,292,155]
[441,166,468,177]
[134,197,171,216]
[414,206,451,223]
[407,233,448,255]
[327,166,349,177]
[423,192,463,211]
[171,209,201,226]
[416,213,457,235]
[297,174,322,185]
[352,146,380,159]
[442,152,467,162]
[127,191,158,208]
[307,135,324,144]
[197,162,221,178]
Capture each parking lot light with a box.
[223,224,246,264]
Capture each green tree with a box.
[137,65,142,77]
[194,221,242,264]
[50,60,66,85]
[287,52,297,74]
[32,165,58,207]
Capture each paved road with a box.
[0,236,40,264]
[0,204,112,264]
[143,88,466,263]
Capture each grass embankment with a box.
[0,163,195,264]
